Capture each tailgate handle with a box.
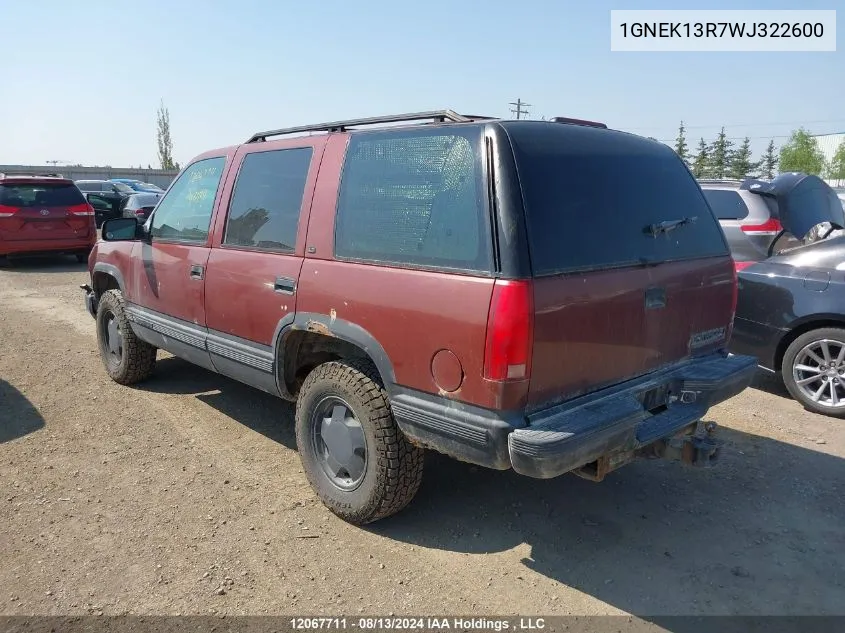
[645,287,666,309]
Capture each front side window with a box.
[150,157,226,243]
[334,126,490,272]
[223,147,313,252]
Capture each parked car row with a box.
[75,179,164,227]
[699,173,845,417]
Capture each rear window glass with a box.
[128,194,160,208]
[112,182,135,194]
[701,189,750,220]
[75,182,101,192]
[0,184,86,207]
[334,126,491,272]
[505,123,729,275]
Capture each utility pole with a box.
[509,98,532,120]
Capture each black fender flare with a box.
[91,263,126,295]
[272,312,396,399]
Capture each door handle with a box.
[274,276,296,294]
[189,265,204,280]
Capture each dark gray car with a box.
[121,193,161,222]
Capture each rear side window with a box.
[334,126,491,272]
[75,182,101,192]
[0,184,86,207]
[224,147,313,252]
[505,123,729,276]
[701,189,750,220]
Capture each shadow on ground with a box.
[133,357,844,620]
[0,255,87,273]
[750,368,792,400]
[0,379,45,442]
[135,355,296,450]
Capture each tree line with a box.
[671,121,845,181]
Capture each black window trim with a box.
[149,155,229,246]
[219,145,315,256]
[330,124,497,277]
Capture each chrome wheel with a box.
[310,396,368,491]
[792,339,845,408]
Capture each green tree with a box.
[692,137,709,177]
[729,137,756,179]
[826,140,845,181]
[156,99,177,170]
[708,127,733,179]
[674,120,689,164]
[759,140,778,179]
[778,128,825,175]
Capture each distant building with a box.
[0,164,179,189]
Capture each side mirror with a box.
[101,217,142,241]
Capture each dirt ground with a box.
[1,256,843,619]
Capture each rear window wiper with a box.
[645,216,697,238]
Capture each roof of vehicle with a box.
[0,173,74,185]
[126,192,162,203]
[187,109,617,168]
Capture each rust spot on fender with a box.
[306,320,333,336]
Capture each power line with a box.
[509,98,531,120]
[629,118,845,131]
[655,130,844,143]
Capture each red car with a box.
[82,110,756,524]
[0,174,96,262]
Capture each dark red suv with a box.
[0,174,96,262]
[82,110,756,524]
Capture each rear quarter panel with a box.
[300,134,501,408]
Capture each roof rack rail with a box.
[247,109,486,143]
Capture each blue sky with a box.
[0,0,841,167]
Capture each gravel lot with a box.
[1,256,843,618]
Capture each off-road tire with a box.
[295,359,425,524]
[782,327,845,418]
[96,289,157,385]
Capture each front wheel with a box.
[782,327,845,418]
[295,360,425,524]
[95,290,157,385]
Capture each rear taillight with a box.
[0,204,19,218]
[734,261,755,272]
[483,280,534,381]
[68,203,95,216]
[740,218,782,236]
[134,209,145,217]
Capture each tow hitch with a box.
[639,420,723,468]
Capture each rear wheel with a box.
[782,327,845,418]
[295,360,425,524]
[95,289,157,385]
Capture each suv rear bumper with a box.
[392,353,757,479]
[0,238,94,256]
